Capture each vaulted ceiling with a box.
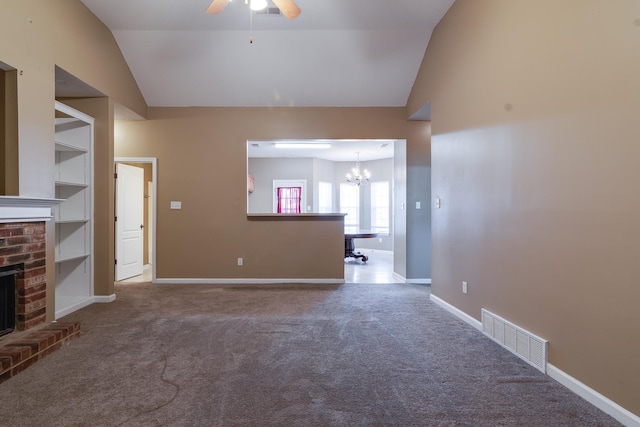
[79,0,454,108]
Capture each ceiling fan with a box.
[206,0,301,19]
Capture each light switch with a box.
[416,201,421,209]
[170,201,182,210]
[435,198,441,209]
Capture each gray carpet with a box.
[0,282,621,426]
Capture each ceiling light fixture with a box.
[249,0,268,11]
[346,152,371,186]
[274,143,331,149]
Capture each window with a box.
[276,187,302,213]
[340,183,360,228]
[318,181,333,213]
[370,181,390,234]
[273,180,306,213]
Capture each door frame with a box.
[115,157,157,283]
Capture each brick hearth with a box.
[0,220,81,383]
[0,322,80,383]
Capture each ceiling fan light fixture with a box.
[250,0,268,11]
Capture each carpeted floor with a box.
[0,282,622,426]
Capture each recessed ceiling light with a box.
[274,143,331,149]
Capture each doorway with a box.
[114,157,157,283]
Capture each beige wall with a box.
[0,0,145,316]
[0,1,145,197]
[0,68,18,195]
[410,0,640,416]
[115,107,427,279]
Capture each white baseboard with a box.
[93,294,116,303]
[429,293,639,426]
[406,278,431,285]
[153,278,344,285]
[429,293,483,331]
[392,272,406,283]
[547,364,640,427]
[357,248,393,255]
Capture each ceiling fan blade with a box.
[272,0,301,19]
[206,0,230,14]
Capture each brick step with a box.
[0,322,81,384]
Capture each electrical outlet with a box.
[237,258,243,266]
[462,281,468,294]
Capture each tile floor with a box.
[344,250,396,283]
[120,251,397,284]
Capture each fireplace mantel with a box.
[0,196,62,223]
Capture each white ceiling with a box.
[79,0,454,108]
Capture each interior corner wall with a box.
[0,69,6,194]
[413,0,640,416]
[406,124,431,280]
[49,2,147,119]
[2,69,18,196]
[393,140,407,279]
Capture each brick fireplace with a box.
[0,221,47,332]
[0,197,81,383]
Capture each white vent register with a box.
[481,309,548,373]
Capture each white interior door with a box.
[116,163,144,281]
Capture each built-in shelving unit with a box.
[54,101,94,318]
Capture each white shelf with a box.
[55,253,90,263]
[55,141,88,153]
[54,101,94,319]
[55,219,89,224]
[55,181,88,188]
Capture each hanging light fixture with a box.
[346,152,371,186]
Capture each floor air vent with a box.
[481,309,547,373]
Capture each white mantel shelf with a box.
[0,196,63,223]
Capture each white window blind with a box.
[340,183,360,228]
[318,181,333,213]
[370,181,389,234]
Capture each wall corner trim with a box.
[429,293,482,331]
[392,273,407,283]
[93,295,117,303]
[406,278,431,285]
[547,364,640,427]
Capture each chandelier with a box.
[346,152,370,186]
